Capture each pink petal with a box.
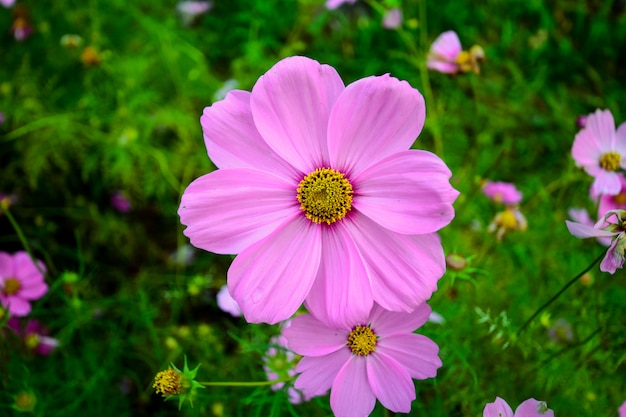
[201,90,298,179]
[369,302,431,336]
[17,281,48,300]
[377,334,442,379]
[426,60,459,74]
[565,220,616,238]
[352,150,458,234]
[366,352,416,413]
[616,122,626,158]
[514,398,554,417]
[586,109,616,152]
[330,356,376,417]
[294,349,351,397]
[2,296,31,317]
[228,216,322,324]
[600,236,625,274]
[429,31,462,61]
[0,252,14,279]
[345,213,444,312]
[13,251,45,280]
[327,74,426,177]
[250,56,345,172]
[178,169,299,255]
[304,223,373,329]
[572,123,603,168]
[591,170,621,196]
[483,397,514,417]
[283,314,347,356]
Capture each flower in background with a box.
[60,34,83,49]
[153,357,205,409]
[382,8,402,30]
[0,251,47,317]
[482,181,523,205]
[1,0,15,8]
[179,56,458,326]
[283,302,441,417]
[7,318,59,355]
[216,285,242,317]
[263,332,313,404]
[483,397,554,417]
[0,192,18,214]
[547,318,573,345]
[572,109,626,196]
[81,45,102,66]
[619,401,626,417]
[176,1,212,26]
[11,16,32,42]
[488,207,527,241]
[576,114,588,129]
[326,0,357,10]
[427,31,485,75]
[566,209,626,274]
[110,190,131,213]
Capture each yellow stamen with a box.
[600,152,621,171]
[297,168,353,225]
[498,210,518,229]
[346,325,377,356]
[153,367,182,395]
[614,192,626,205]
[2,277,21,295]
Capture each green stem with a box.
[197,378,293,387]
[0,205,47,276]
[518,251,604,334]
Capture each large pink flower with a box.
[0,251,47,317]
[566,209,626,274]
[572,109,626,196]
[178,56,459,326]
[483,397,554,417]
[283,302,441,417]
[426,31,462,74]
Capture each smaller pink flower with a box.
[176,1,212,26]
[572,109,626,196]
[382,8,402,30]
[483,397,554,417]
[576,115,587,129]
[7,317,59,355]
[566,209,626,274]
[0,251,47,317]
[110,190,131,213]
[216,284,242,317]
[482,181,523,205]
[619,401,626,417]
[284,302,441,417]
[427,31,463,74]
[1,0,15,7]
[326,0,357,9]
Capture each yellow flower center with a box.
[614,192,626,205]
[25,333,40,350]
[346,325,377,356]
[498,210,518,229]
[153,368,182,395]
[297,168,353,225]
[2,277,21,295]
[600,151,621,171]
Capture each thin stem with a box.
[197,378,293,387]
[518,251,604,334]
[0,205,47,276]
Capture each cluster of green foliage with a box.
[1,0,625,416]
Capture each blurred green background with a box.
[1,0,625,416]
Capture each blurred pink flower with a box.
[263,330,314,404]
[178,56,458,326]
[619,401,626,417]
[382,8,402,29]
[572,109,626,196]
[12,17,32,42]
[176,1,212,26]
[576,114,588,129]
[7,317,59,355]
[326,0,357,10]
[216,284,242,317]
[483,397,554,417]
[427,31,462,74]
[1,0,15,8]
[482,181,523,205]
[283,302,441,417]
[0,251,47,317]
[110,190,131,213]
[566,209,626,274]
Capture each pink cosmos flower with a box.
[0,251,47,317]
[382,8,402,30]
[482,181,523,205]
[176,1,212,26]
[483,397,554,417]
[216,284,242,317]
[1,0,15,7]
[7,317,59,355]
[263,332,313,404]
[326,0,357,10]
[110,190,131,213]
[427,31,462,74]
[619,401,626,417]
[283,302,441,417]
[566,209,626,274]
[178,56,459,326]
[572,109,626,196]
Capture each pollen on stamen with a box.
[2,278,21,296]
[296,168,353,225]
[346,325,377,356]
[599,151,621,171]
